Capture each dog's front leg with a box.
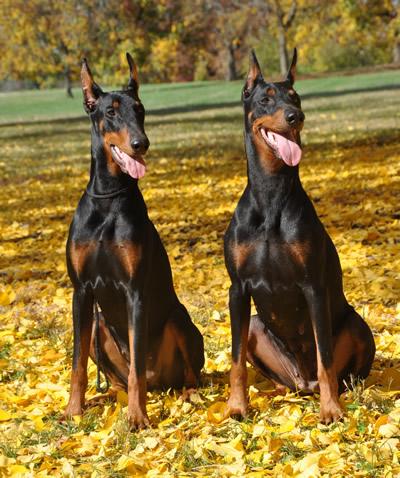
[303,286,343,424]
[65,286,94,417]
[226,282,251,417]
[126,289,149,429]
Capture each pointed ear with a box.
[126,52,139,95]
[286,48,297,85]
[243,50,263,98]
[81,59,102,113]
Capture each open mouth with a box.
[110,145,146,179]
[259,128,302,167]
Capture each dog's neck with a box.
[245,131,302,215]
[86,126,138,197]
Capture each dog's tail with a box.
[93,302,110,393]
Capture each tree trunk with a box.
[277,25,289,75]
[394,36,400,64]
[65,67,73,98]
[227,43,238,81]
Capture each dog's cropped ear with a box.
[243,50,263,99]
[81,59,103,113]
[126,52,139,95]
[286,48,297,85]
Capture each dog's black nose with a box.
[132,137,150,154]
[286,111,297,125]
[285,110,305,126]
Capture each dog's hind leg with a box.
[247,314,305,391]
[150,304,204,390]
[333,308,375,392]
[89,313,129,391]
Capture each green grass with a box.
[0,69,399,124]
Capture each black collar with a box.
[85,186,132,199]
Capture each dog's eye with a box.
[261,97,271,105]
[106,108,116,117]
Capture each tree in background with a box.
[0,0,398,91]
[204,0,261,81]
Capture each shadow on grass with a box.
[1,83,399,129]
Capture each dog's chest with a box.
[67,210,146,284]
[231,233,309,292]
[68,238,142,283]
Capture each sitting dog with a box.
[223,49,375,423]
[64,54,204,429]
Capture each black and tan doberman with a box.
[64,54,204,429]
[224,49,375,423]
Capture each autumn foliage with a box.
[0,0,399,91]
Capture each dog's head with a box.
[243,49,305,170]
[81,54,149,179]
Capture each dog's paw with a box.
[128,409,150,430]
[179,388,197,401]
[63,399,84,420]
[224,395,248,419]
[319,398,344,424]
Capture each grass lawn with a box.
[0,72,399,476]
[0,69,399,124]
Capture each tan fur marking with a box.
[127,326,148,428]
[266,87,276,96]
[285,241,310,268]
[288,89,295,95]
[110,241,142,278]
[64,324,92,418]
[69,241,96,276]
[251,110,290,174]
[112,100,120,109]
[226,316,250,417]
[231,241,255,270]
[252,109,287,134]
[103,128,132,176]
[313,331,343,423]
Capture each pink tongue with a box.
[264,130,302,166]
[111,146,146,179]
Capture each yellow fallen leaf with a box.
[0,410,12,421]
[0,288,16,306]
[378,423,399,438]
[374,414,389,431]
[9,464,29,476]
[116,390,128,406]
[207,401,229,424]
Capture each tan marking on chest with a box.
[69,241,96,276]
[110,241,142,277]
[285,241,310,268]
[231,242,256,270]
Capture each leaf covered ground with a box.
[0,78,400,477]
